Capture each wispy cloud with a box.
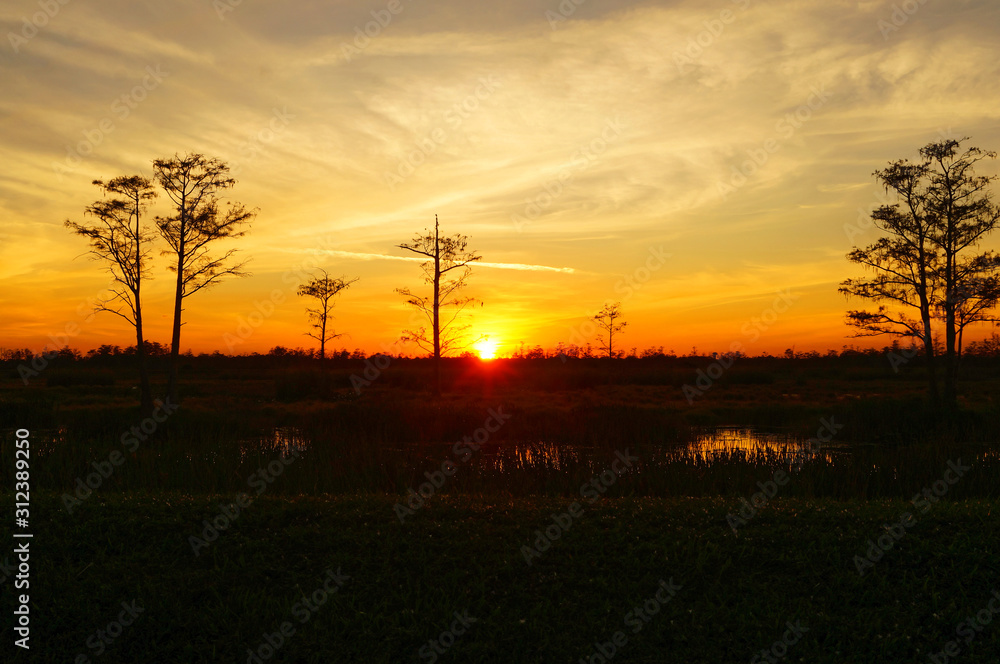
[313,249,574,273]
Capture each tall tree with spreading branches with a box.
[840,138,1000,407]
[153,153,256,402]
[65,176,158,415]
[396,215,481,395]
[593,302,627,358]
[840,156,943,403]
[921,140,1000,403]
[297,269,358,359]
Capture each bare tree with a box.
[396,215,481,395]
[297,269,358,359]
[153,153,256,402]
[65,176,157,415]
[593,302,627,358]
[841,138,1000,407]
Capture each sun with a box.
[474,338,499,360]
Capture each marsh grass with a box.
[8,397,998,501]
[3,356,999,501]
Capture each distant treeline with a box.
[3,332,999,363]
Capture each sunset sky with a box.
[2,0,999,357]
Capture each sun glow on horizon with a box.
[474,338,499,360]
[2,2,999,358]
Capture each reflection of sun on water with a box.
[474,338,499,360]
[686,428,837,465]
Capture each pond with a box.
[14,425,995,484]
[235,426,845,470]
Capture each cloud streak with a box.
[314,250,575,273]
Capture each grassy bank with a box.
[3,494,999,663]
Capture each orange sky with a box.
[2,0,1000,357]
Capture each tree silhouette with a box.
[65,176,157,414]
[593,302,627,358]
[841,138,1000,407]
[297,269,357,360]
[153,153,256,402]
[840,156,942,402]
[921,140,1000,404]
[396,215,481,395]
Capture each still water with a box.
[237,426,844,470]
[17,426,993,476]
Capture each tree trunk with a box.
[943,263,958,409]
[941,187,959,410]
[167,198,186,404]
[135,301,154,417]
[132,191,154,417]
[915,237,939,409]
[921,326,940,408]
[918,284,939,407]
[432,217,441,396]
[319,306,327,361]
[943,331,958,407]
[167,258,183,403]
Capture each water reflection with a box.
[232,426,839,471]
[679,427,840,466]
[481,441,582,472]
[239,426,309,460]
[224,426,993,478]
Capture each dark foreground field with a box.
[2,354,1000,662]
[2,495,1000,663]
